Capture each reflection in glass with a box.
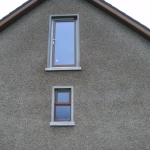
[56,106,70,120]
[54,21,75,65]
[58,92,69,102]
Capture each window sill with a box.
[45,67,81,71]
[50,122,75,126]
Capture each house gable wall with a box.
[1,0,150,149]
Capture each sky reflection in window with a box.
[56,106,71,120]
[54,22,75,65]
[58,92,69,102]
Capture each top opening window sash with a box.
[55,89,71,104]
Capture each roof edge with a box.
[0,0,46,32]
[86,0,150,41]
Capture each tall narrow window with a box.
[45,15,81,71]
[50,86,75,126]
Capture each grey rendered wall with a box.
[0,0,150,149]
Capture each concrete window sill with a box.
[50,122,75,126]
[45,67,81,71]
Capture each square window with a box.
[50,86,75,126]
[45,14,81,71]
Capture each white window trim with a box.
[50,86,75,127]
[45,14,81,71]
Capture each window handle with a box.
[53,39,56,44]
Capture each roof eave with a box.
[86,0,150,41]
[0,0,150,41]
[0,0,46,32]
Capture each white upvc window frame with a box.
[50,86,75,126]
[45,14,81,71]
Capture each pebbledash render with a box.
[0,0,150,150]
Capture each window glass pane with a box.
[56,106,70,120]
[54,22,75,65]
[58,92,69,102]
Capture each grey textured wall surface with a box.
[0,0,150,149]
